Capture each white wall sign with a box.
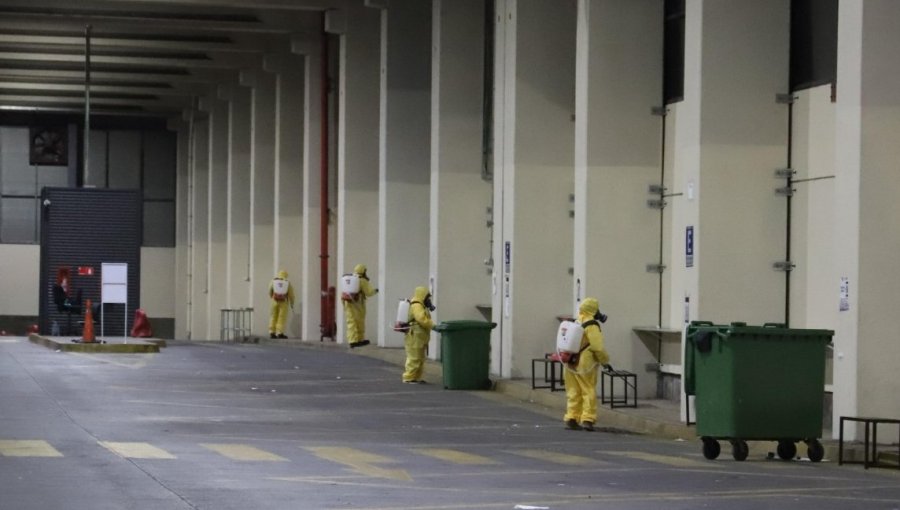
[101,262,129,338]
[839,276,849,312]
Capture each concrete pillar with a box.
[492,0,576,378]
[429,0,491,358]
[295,37,325,342]
[789,85,836,330]
[266,54,306,339]
[204,96,230,340]
[243,69,277,336]
[573,0,662,396]
[171,116,189,339]
[336,3,381,345]
[378,0,432,347]
[189,117,210,338]
[833,0,900,438]
[671,0,789,325]
[225,84,252,311]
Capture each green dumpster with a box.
[433,320,496,390]
[684,321,833,462]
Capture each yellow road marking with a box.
[201,443,287,461]
[307,446,412,481]
[0,440,63,457]
[98,441,176,459]
[605,450,717,468]
[411,448,498,465]
[510,449,596,466]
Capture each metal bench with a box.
[839,416,900,470]
[600,367,637,408]
[531,353,565,392]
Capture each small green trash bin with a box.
[684,321,833,462]
[433,320,496,390]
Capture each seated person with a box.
[53,267,82,314]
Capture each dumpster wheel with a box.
[806,439,824,462]
[730,439,749,461]
[777,440,797,460]
[701,437,720,460]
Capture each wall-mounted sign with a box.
[504,241,511,274]
[839,276,849,311]
[77,266,94,276]
[686,226,694,268]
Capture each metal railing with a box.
[220,308,253,342]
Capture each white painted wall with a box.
[0,244,39,315]
[140,247,176,320]
[173,120,189,339]
[206,98,229,338]
[576,0,662,397]
[337,2,381,345]
[273,61,305,339]
[248,71,278,336]
[507,0,576,377]
[189,118,210,339]
[378,0,432,347]
[852,0,900,430]
[429,0,492,358]
[227,86,252,312]
[674,0,790,326]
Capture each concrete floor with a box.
[1,336,898,510]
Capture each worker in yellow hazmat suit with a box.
[402,286,435,383]
[563,297,610,431]
[268,270,295,339]
[344,264,378,348]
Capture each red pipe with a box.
[319,13,335,340]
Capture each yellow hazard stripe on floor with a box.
[307,446,412,481]
[201,443,287,461]
[605,450,716,468]
[411,448,498,465]
[99,442,176,459]
[511,449,596,466]
[0,440,63,457]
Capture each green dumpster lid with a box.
[434,320,497,332]
[687,321,833,339]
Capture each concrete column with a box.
[225,84,252,311]
[336,3,381,345]
[378,0,432,347]
[295,37,325,342]
[243,69,278,336]
[266,54,306,339]
[203,96,230,340]
[833,0,900,438]
[573,0,662,396]
[189,117,210,338]
[789,85,836,331]
[492,0,576,378]
[171,116,189,339]
[671,0,789,325]
[429,0,491,358]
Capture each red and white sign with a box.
[78,266,94,276]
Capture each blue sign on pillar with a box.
[686,226,694,268]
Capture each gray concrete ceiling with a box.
[0,0,339,116]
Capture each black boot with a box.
[565,419,582,431]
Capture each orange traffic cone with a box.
[82,299,95,343]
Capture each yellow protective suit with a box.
[563,297,610,428]
[268,270,295,338]
[402,286,434,383]
[344,264,378,346]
